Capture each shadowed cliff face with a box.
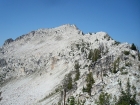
[3,38,14,46]
[0,24,140,105]
[0,59,7,67]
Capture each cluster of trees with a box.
[96,79,138,105]
[88,49,101,62]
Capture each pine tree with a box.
[85,72,95,95]
[131,43,137,51]
[74,62,80,81]
[116,78,138,105]
[69,96,75,105]
[96,92,111,105]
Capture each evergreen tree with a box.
[74,62,80,81]
[67,73,72,90]
[96,92,111,105]
[92,49,101,62]
[88,50,93,60]
[116,78,138,105]
[131,43,137,51]
[85,72,95,95]
[69,96,75,105]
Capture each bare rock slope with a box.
[0,24,140,105]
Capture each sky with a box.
[0,0,140,48]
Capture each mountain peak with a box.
[0,24,140,105]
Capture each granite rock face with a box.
[0,24,140,105]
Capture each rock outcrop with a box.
[0,24,140,105]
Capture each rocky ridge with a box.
[0,24,140,105]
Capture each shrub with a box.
[120,66,126,72]
[125,62,132,67]
[121,66,125,70]
[82,86,86,93]
[131,54,135,59]
[92,49,101,62]
[112,57,120,73]
[96,92,111,105]
[69,96,75,105]
[103,73,108,76]
[76,44,80,50]
[121,71,128,75]
[131,43,137,51]
[123,51,130,55]
[114,41,120,45]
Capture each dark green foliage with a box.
[67,73,73,90]
[103,73,108,76]
[123,51,130,55]
[120,66,128,75]
[96,92,111,105]
[74,62,80,81]
[69,96,75,105]
[76,44,80,50]
[88,49,93,60]
[89,32,92,35]
[138,51,140,61]
[82,86,86,93]
[121,71,128,75]
[85,72,95,95]
[112,57,120,73]
[125,62,132,67]
[88,49,101,62]
[74,62,80,70]
[92,49,101,62]
[67,98,70,103]
[58,102,61,105]
[114,41,121,45]
[120,66,125,72]
[131,43,137,51]
[131,54,135,59]
[116,78,138,105]
[63,73,73,91]
[113,61,117,73]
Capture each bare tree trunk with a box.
[63,89,66,105]
[100,61,103,83]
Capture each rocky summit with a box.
[0,24,140,105]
